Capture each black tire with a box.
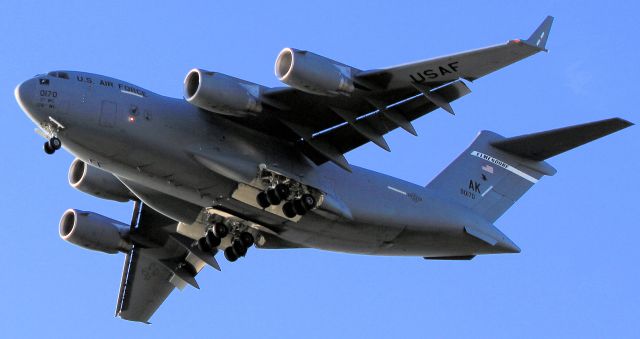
[256,191,270,208]
[301,194,317,210]
[205,230,221,248]
[266,189,282,205]
[213,222,228,238]
[206,214,217,224]
[282,201,297,218]
[43,142,55,154]
[239,232,254,247]
[49,137,62,150]
[232,239,247,257]
[197,237,212,252]
[293,199,307,216]
[274,184,290,200]
[224,247,238,262]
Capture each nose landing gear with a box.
[41,117,65,155]
[43,137,62,155]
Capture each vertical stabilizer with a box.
[426,118,632,222]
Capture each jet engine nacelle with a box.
[59,209,131,254]
[184,69,263,116]
[275,48,355,96]
[68,159,132,202]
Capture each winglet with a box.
[525,16,554,51]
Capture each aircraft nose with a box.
[15,78,36,114]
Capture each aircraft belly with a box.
[62,135,494,258]
[63,129,484,258]
[376,229,478,257]
[61,112,487,257]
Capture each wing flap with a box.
[311,80,471,156]
[329,106,391,151]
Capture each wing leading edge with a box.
[356,16,554,89]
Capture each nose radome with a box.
[15,78,37,118]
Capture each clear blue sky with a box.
[1,1,638,338]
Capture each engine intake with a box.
[59,209,131,254]
[184,69,263,116]
[275,48,355,96]
[68,159,131,202]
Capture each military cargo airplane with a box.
[14,16,633,323]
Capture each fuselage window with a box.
[47,71,70,80]
[129,105,139,116]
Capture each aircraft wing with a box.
[256,16,553,171]
[115,247,175,323]
[115,203,219,323]
[356,16,554,90]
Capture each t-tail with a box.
[427,118,633,224]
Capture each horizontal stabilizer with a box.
[491,118,633,161]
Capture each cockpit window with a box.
[47,71,69,79]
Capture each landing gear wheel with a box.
[256,191,270,208]
[232,239,247,257]
[274,184,290,200]
[212,222,228,238]
[197,237,212,252]
[266,189,282,205]
[292,199,307,216]
[205,230,221,248]
[239,232,254,247]
[282,201,297,218]
[301,194,317,210]
[43,142,55,155]
[49,137,62,150]
[224,247,238,262]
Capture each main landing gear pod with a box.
[254,169,319,219]
[195,216,256,263]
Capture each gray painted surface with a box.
[13,16,631,322]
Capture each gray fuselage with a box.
[16,71,518,257]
